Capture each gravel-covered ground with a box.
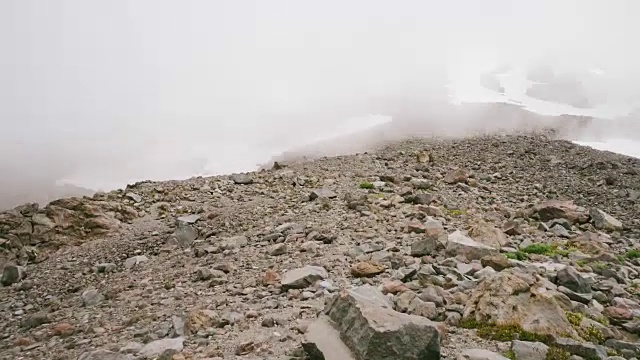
[1,133,640,360]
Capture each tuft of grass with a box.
[459,318,551,344]
[565,311,605,345]
[625,249,640,259]
[580,324,605,345]
[446,209,466,216]
[545,347,570,360]
[565,312,583,327]
[505,251,528,261]
[522,243,555,255]
[520,243,575,258]
[590,315,609,326]
[359,181,374,189]
[503,350,516,360]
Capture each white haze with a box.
[1,0,639,209]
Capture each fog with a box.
[1,0,639,209]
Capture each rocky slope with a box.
[1,133,640,360]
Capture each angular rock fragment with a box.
[1,264,25,286]
[463,270,577,339]
[556,266,591,294]
[281,265,328,289]
[410,218,447,257]
[444,168,468,184]
[78,349,134,360]
[318,286,441,360]
[529,200,588,224]
[457,349,510,360]
[176,214,201,225]
[302,316,357,360]
[173,223,198,247]
[589,208,623,231]
[230,173,254,184]
[124,255,149,269]
[446,230,499,261]
[137,337,185,359]
[350,261,386,278]
[511,340,549,360]
[309,188,338,200]
[468,221,507,248]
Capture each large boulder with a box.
[589,208,623,232]
[528,200,589,224]
[307,285,442,360]
[467,221,507,249]
[463,270,577,339]
[446,230,499,261]
[0,197,135,265]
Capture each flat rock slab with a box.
[324,286,441,360]
[78,349,133,360]
[446,230,498,261]
[281,265,328,289]
[457,349,510,360]
[302,316,357,360]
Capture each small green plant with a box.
[460,318,551,343]
[565,312,583,327]
[580,324,605,345]
[359,181,374,189]
[625,249,640,259]
[522,243,554,255]
[521,242,580,258]
[590,315,609,326]
[545,347,570,360]
[503,350,516,360]
[446,209,466,216]
[565,311,605,345]
[505,251,528,261]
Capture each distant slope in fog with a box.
[263,102,595,166]
[0,183,95,211]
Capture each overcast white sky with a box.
[0,0,638,205]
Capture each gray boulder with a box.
[446,230,498,261]
[78,349,133,360]
[281,265,328,290]
[1,264,25,286]
[322,286,442,360]
[457,349,510,360]
[589,208,623,231]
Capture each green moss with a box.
[458,317,477,329]
[565,311,605,345]
[359,181,374,189]
[522,243,555,255]
[468,321,551,343]
[590,315,609,326]
[446,209,466,216]
[503,350,516,360]
[521,243,575,258]
[565,312,583,327]
[545,347,570,360]
[607,349,619,357]
[579,324,605,345]
[505,251,528,261]
[625,249,640,259]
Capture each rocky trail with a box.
[2,133,640,360]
